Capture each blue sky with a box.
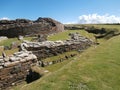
[0,0,120,23]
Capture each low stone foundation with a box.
[39,53,77,67]
[21,33,93,60]
[0,51,37,90]
[0,33,93,89]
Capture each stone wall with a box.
[0,51,37,90]
[0,33,93,89]
[21,33,93,60]
[65,25,120,39]
[0,18,64,38]
[39,53,77,67]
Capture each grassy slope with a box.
[19,34,120,90]
[43,51,79,72]
[48,30,95,41]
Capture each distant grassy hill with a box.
[66,24,120,31]
[84,24,120,30]
[12,27,120,90]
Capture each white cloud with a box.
[78,14,120,24]
[0,17,10,20]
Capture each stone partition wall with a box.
[0,51,37,90]
[21,33,93,60]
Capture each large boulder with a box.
[0,17,64,38]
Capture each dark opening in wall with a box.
[26,69,41,83]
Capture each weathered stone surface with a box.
[0,18,64,38]
[65,25,120,39]
[0,33,93,89]
[0,36,8,42]
[20,33,93,59]
[0,51,37,90]
[10,41,19,49]
[18,35,24,40]
[39,53,77,67]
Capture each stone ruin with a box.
[31,34,47,42]
[0,33,93,89]
[0,51,37,90]
[39,53,77,67]
[0,17,64,38]
[20,33,93,60]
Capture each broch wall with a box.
[0,18,64,38]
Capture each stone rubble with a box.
[0,51,37,69]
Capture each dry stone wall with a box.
[0,51,37,90]
[0,33,93,89]
[39,53,77,67]
[21,33,93,60]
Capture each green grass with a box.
[85,24,120,30]
[48,30,95,41]
[24,37,33,41]
[0,48,19,56]
[43,51,79,72]
[0,38,20,47]
[0,37,33,47]
[44,59,73,72]
[0,37,33,56]
[8,26,120,90]
[5,48,19,56]
[18,35,120,90]
[0,38,20,56]
[43,51,78,62]
[65,24,120,30]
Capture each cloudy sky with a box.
[0,0,120,24]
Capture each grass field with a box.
[47,30,95,41]
[4,24,120,90]
[0,38,19,47]
[0,37,32,56]
[43,51,79,72]
[17,35,120,90]
[0,37,32,47]
[84,24,120,30]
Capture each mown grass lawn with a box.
[19,35,120,90]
